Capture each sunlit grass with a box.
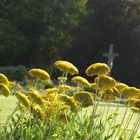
[1,95,139,134]
[0,95,17,123]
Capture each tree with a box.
[63,0,140,87]
[0,0,88,67]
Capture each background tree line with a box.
[0,0,140,86]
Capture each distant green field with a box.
[0,95,140,137]
[0,95,17,123]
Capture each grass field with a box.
[0,95,140,137]
[0,95,17,123]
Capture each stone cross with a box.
[103,44,119,70]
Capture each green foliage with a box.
[0,0,88,66]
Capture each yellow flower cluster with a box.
[15,91,30,107]
[0,73,9,86]
[59,94,77,112]
[71,76,91,88]
[28,88,44,105]
[31,104,46,122]
[0,83,10,97]
[74,91,93,107]
[28,68,50,81]
[122,87,140,99]
[54,60,79,75]
[101,88,119,101]
[94,75,116,90]
[86,63,110,76]
[115,83,128,93]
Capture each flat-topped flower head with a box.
[101,89,117,101]
[71,76,91,88]
[0,83,10,97]
[112,87,120,98]
[0,73,9,86]
[130,107,140,113]
[122,87,140,99]
[59,94,77,112]
[28,88,44,105]
[54,60,79,75]
[127,98,137,106]
[94,76,116,90]
[45,87,58,94]
[91,83,98,89]
[57,77,68,83]
[31,104,45,122]
[28,68,50,81]
[74,91,93,107]
[134,99,140,109]
[115,83,128,93]
[15,91,30,107]
[9,81,23,90]
[58,84,71,91]
[86,63,110,76]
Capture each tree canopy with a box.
[0,0,88,67]
[63,0,140,87]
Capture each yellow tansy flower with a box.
[28,88,44,105]
[59,94,77,112]
[0,73,9,86]
[71,76,91,88]
[101,89,117,101]
[0,83,10,97]
[86,63,110,76]
[94,76,116,90]
[31,104,46,122]
[74,91,94,107]
[122,87,140,99]
[28,68,50,81]
[130,107,140,113]
[15,91,30,107]
[115,83,128,93]
[45,87,58,94]
[134,99,140,109]
[58,84,71,91]
[54,60,79,75]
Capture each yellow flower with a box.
[101,89,117,101]
[94,76,116,90]
[60,105,71,112]
[91,83,97,89]
[86,63,110,76]
[134,99,140,109]
[74,91,93,107]
[28,68,50,81]
[15,91,30,107]
[71,76,91,88]
[57,113,70,123]
[54,60,79,75]
[44,93,58,102]
[112,87,120,98]
[28,88,44,105]
[45,87,58,94]
[115,83,128,93]
[58,85,71,91]
[0,73,9,86]
[130,107,140,113]
[0,83,10,97]
[31,104,45,122]
[122,87,140,99]
[57,77,68,84]
[59,94,77,112]
[127,98,137,106]
[9,81,23,90]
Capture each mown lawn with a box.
[0,95,17,123]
